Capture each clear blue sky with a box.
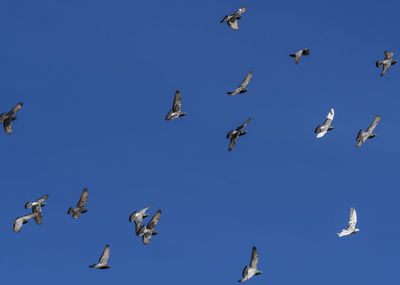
[1,0,400,284]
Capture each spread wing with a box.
[32,205,43,225]
[3,118,12,134]
[99,245,110,265]
[228,135,238,152]
[322,109,334,128]
[381,63,390,76]
[233,6,247,17]
[36,194,50,204]
[13,212,38,232]
[250,247,258,268]
[237,118,252,131]
[8,102,23,115]
[172,91,182,113]
[348,208,357,230]
[76,188,88,209]
[147,210,161,230]
[238,71,253,88]
[242,265,249,278]
[366,115,380,134]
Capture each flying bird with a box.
[338,208,359,237]
[227,71,253,96]
[220,6,247,30]
[12,212,40,233]
[137,210,161,245]
[355,115,380,147]
[89,244,111,269]
[315,109,335,138]
[0,102,23,134]
[226,118,252,152]
[166,90,187,121]
[68,188,88,219]
[129,205,151,236]
[238,247,262,282]
[376,51,397,76]
[289,48,310,64]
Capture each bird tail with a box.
[89,264,96,268]
[376,61,383,67]
[25,202,32,209]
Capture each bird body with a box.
[166,91,186,121]
[129,205,151,235]
[376,51,397,76]
[220,6,246,30]
[289,48,310,64]
[0,102,23,134]
[355,115,380,147]
[338,208,359,237]
[227,71,253,96]
[89,244,111,269]
[315,109,334,138]
[238,247,262,282]
[68,188,88,218]
[227,118,252,151]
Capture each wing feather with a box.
[366,115,380,133]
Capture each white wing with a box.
[316,131,327,138]
[348,207,357,229]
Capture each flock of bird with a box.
[6,4,397,282]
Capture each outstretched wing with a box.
[3,118,12,134]
[76,188,88,209]
[366,115,380,134]
[233,6,247,17]
[99,244,110,265]
[238,71,253,89]
[36,194,50,204]
[237,118,252,131]
[172,91,182,113]
[322,109,334,128]
[228,135,238,152]
[8,102,23,115]
[147,210,161,230]
[250,247,259,269]
[348,208,357,230]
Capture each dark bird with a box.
[0,102,23,134]
[227,71,253,96]
[89,244,111,269]
[315,109,335,138]
[129,205,151,236]
[376,51,397,76]
[12,212,40,233]
[226,118,252,152]
[289,48,310,64]
[68,188,88,219]
[166,91,186,121]
[238,247,262,282]
[220,6,247,30]
[356,115,380,147]
[137,210,161,245]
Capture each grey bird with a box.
[25,194,49,225]
[315,108,335,138]
[0,102,23,134]
[129,205,151,236]
[356,115,380,147]
[220,6,247,30]
[376,51,397,76]
[226,118,252,152]
[238,247,262,282]
[289,48,310,64]
[12,212,40,233]
[89,244,111,269]
[137,210,161,245]
[165,90,186,121]
[68,188,88,219]
[227,71,253,96]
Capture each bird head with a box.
[240,130,247,136]
[41,202,47,207]
[255,270,263,275]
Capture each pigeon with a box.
[68,188,88,219]
[25,194,49,225]
[166,90,187,121]
[12,212,40,233]
[129,205,151,236]
[355,115,380,147]
[289,49,310,64]
[227,71,253,96]
[226,118,252,152]
[315,109,335,138]
[0,102,23,134]
[220,6,247,30]
[376,51,397,76]
[238,247,262,282]
[89,244,111,269]
[338,208,359,237]
[137,210,161,245]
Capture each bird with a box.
[137,210,161,245]
[165,90,186,121]
[338,208,359,237]
[227,71,253,96]
[226,118,252,152]
[220,6,247,30]
[376,51,397,76]
[355,115,380,147]
[12,212,40,233]
[238,247,262,282]
[89,244,111,269]
[129,205,151,236]
[0,102,23,134]
[315,109,335,138]
[289,48,310,64]
[67,188,88,219]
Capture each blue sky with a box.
[1,0,400,284]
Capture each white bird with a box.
[315,109,334,138]
[238,247,262,282]
[338,208,359,237]
[89,244,111,269]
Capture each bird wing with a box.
[142,231,152,244]
[250,247,259,269]
[76,188,88,209]
[147,210,161,229]
[172,90,182,113]
[32,205,43,225]
[322,109,334,128]
[237,118,252,131]
[233,6,247,17]
[8,102,23,115]
[366,115,380,134]
[238,71,253,88]
[242,265,249,278]
[99,245,110,265]
[13,217,24,232]
[228,18,239,30]
[134,221,142,236]
[381,62,390,76]
[36,194,50,204]
[220,15,230,23]
[348,208,357,230]
[140,205,151,215]
[228,135,238,152]
[3,118,12,134]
